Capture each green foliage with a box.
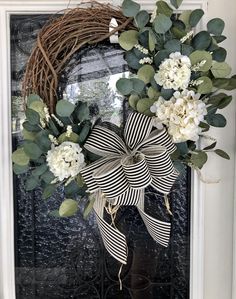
[189,9,204,27]
[197,77,213,94]
[135,10,149,29]
[75,102,90,122]
[153,14,172,34]
[205,113,227,127]
[190,50,212,72]
[83,196,96,219]
[25,176,40,191]
[13,163,29,175]
[156,1,173,17]
[116,77,145,96]
[56,100,75,117]
[41,170,55,184]
[192,31,212,50]
[137,65,155,84]
[23,141,43,160]
[122,0,140,17]
[211,61,231,78]
[119,30,139,51]
[129,94,140,109]
[208,93,232,110]
[136,98,156,116]
[12,148,30,166]
[170,0,183,9]
[59,199,78,217]
[207,18,225,35]
[214,149,230,160]
[25,108,40,125]
[164,39,181,52]
[42,184,57,199]
[190,151,208,169]
[212,47,227,62]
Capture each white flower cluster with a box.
[180,30,194,43]
[139,57,153,65]
[46,141,85,181]
[154,52,191,90]
[150,90,207,143]
[134,44,149,54]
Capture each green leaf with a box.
[147,87,160,99]
[125,50,141,70]
[130,78,145,94]
[153,14,172,34]
[25,176,39,191]
[116,78,133,95]
[79,122,91,143]
[214,149,230,160]
[26,94,42,107]
[12,148,30,166]
[32,164,48,177]
[122,0,140,17]
[199,121,210,132]
[83,197,96,219]
[156,1,173,17]
[13,163,29,175]
[41,170,55,184]
[58,132,79,144]
[137,65,155,84]
[136,98,156,116]
[161,88,174,100]
[212,47,227,62]
[205,113,226,127]
[25,108,40,125]
[64,180,80,197]
[59,199,78,217]
[207,18,225,35]
[135,10,149,29]
[189,9,204,27]
[22,129,36,141]
[48,119,60,136]
[211,61,231,78]
[35,130,52,152]
[182,44,194,56]
[29,100,46,119]
[190,50,212,72]
[76,102,90,122]
[191,151,208,169]
[154,50,170,67]
[179,10,192,29]
[213,35,226,43]
[208,93,232,109]
[119,30,139,51]
[56,100,75,117]
[164,39,181,52]
[176,142,189,155]
[148,30,156,52]
[197,76,213,94]
[129,94,140,110]
[23,141,43,160]
[192,31,211,50]
[203,141,217,150]
[170,0,183,9]
[23,121,41,132]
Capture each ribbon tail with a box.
[137,190,171,247]
[93,191,128,265]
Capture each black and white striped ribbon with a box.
[81,112,179,265]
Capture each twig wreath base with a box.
[22,1,134,112]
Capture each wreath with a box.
[12,0,236,283]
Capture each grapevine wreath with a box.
[12,0,236,285]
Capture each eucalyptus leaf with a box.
[13,163,29,175]
[76,102,90,122]
[22,128,36,141]
[137,65,155,84]
[161,88,174,100]
[179,10,192,29]
[156,1,173,17]
[41,170,55,184]
[164,39,181,52]
[190,151,208,169]
[147,87,160,99]
[122,0,140,17]
[29,100,46,119]
[26,94,42,107]
[189,9,204,27]
[181,44,194,56]
[23,121,41,132]
[212,47,227,62]
[59,199,78,217]
[129,94,140,110]
[153,14,172,34]
[25,176,40,191]
[189,50,212,72]
[58,132,79,144]
[23,141,43,160]
[213,35,226,43]
[170,0,183,9]
[135,10,149,29]
[136,98,156,116]
[35,130,51,152]
[42,184,57,200]
[25,108,40,125]
[116,78,133,95]
[176,142,189,155]
[211,61,231,78]
[154,50,170,67]
[214,149,230,160]
[192,31,211,50]
[79,122,91,143]
[207,18,225,35]
[197,76,213,94]
[125,50,141,70]
[32,164,48,177]
[56,100,75,117]
[148,30,156,52]
[203,141,217,150]
[65,180,80,197]
[83,197,96,219]
[119,30,139,51]
[205,113,226,127]
[12,148,30,166]
[208,93,232,109]
[130,78,145,94]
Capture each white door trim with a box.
[0,1,206,299]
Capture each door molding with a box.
[0,1,206,299]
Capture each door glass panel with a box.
[11,15,191,299]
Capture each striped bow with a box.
[81,112,179,265]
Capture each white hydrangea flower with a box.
[154,52,191,90]
[46,142,85,181]
[150,90,207,143]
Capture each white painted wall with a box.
[203,1,236,298]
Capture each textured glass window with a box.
[11,15,191,299]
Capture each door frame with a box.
[0,1,207,298]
